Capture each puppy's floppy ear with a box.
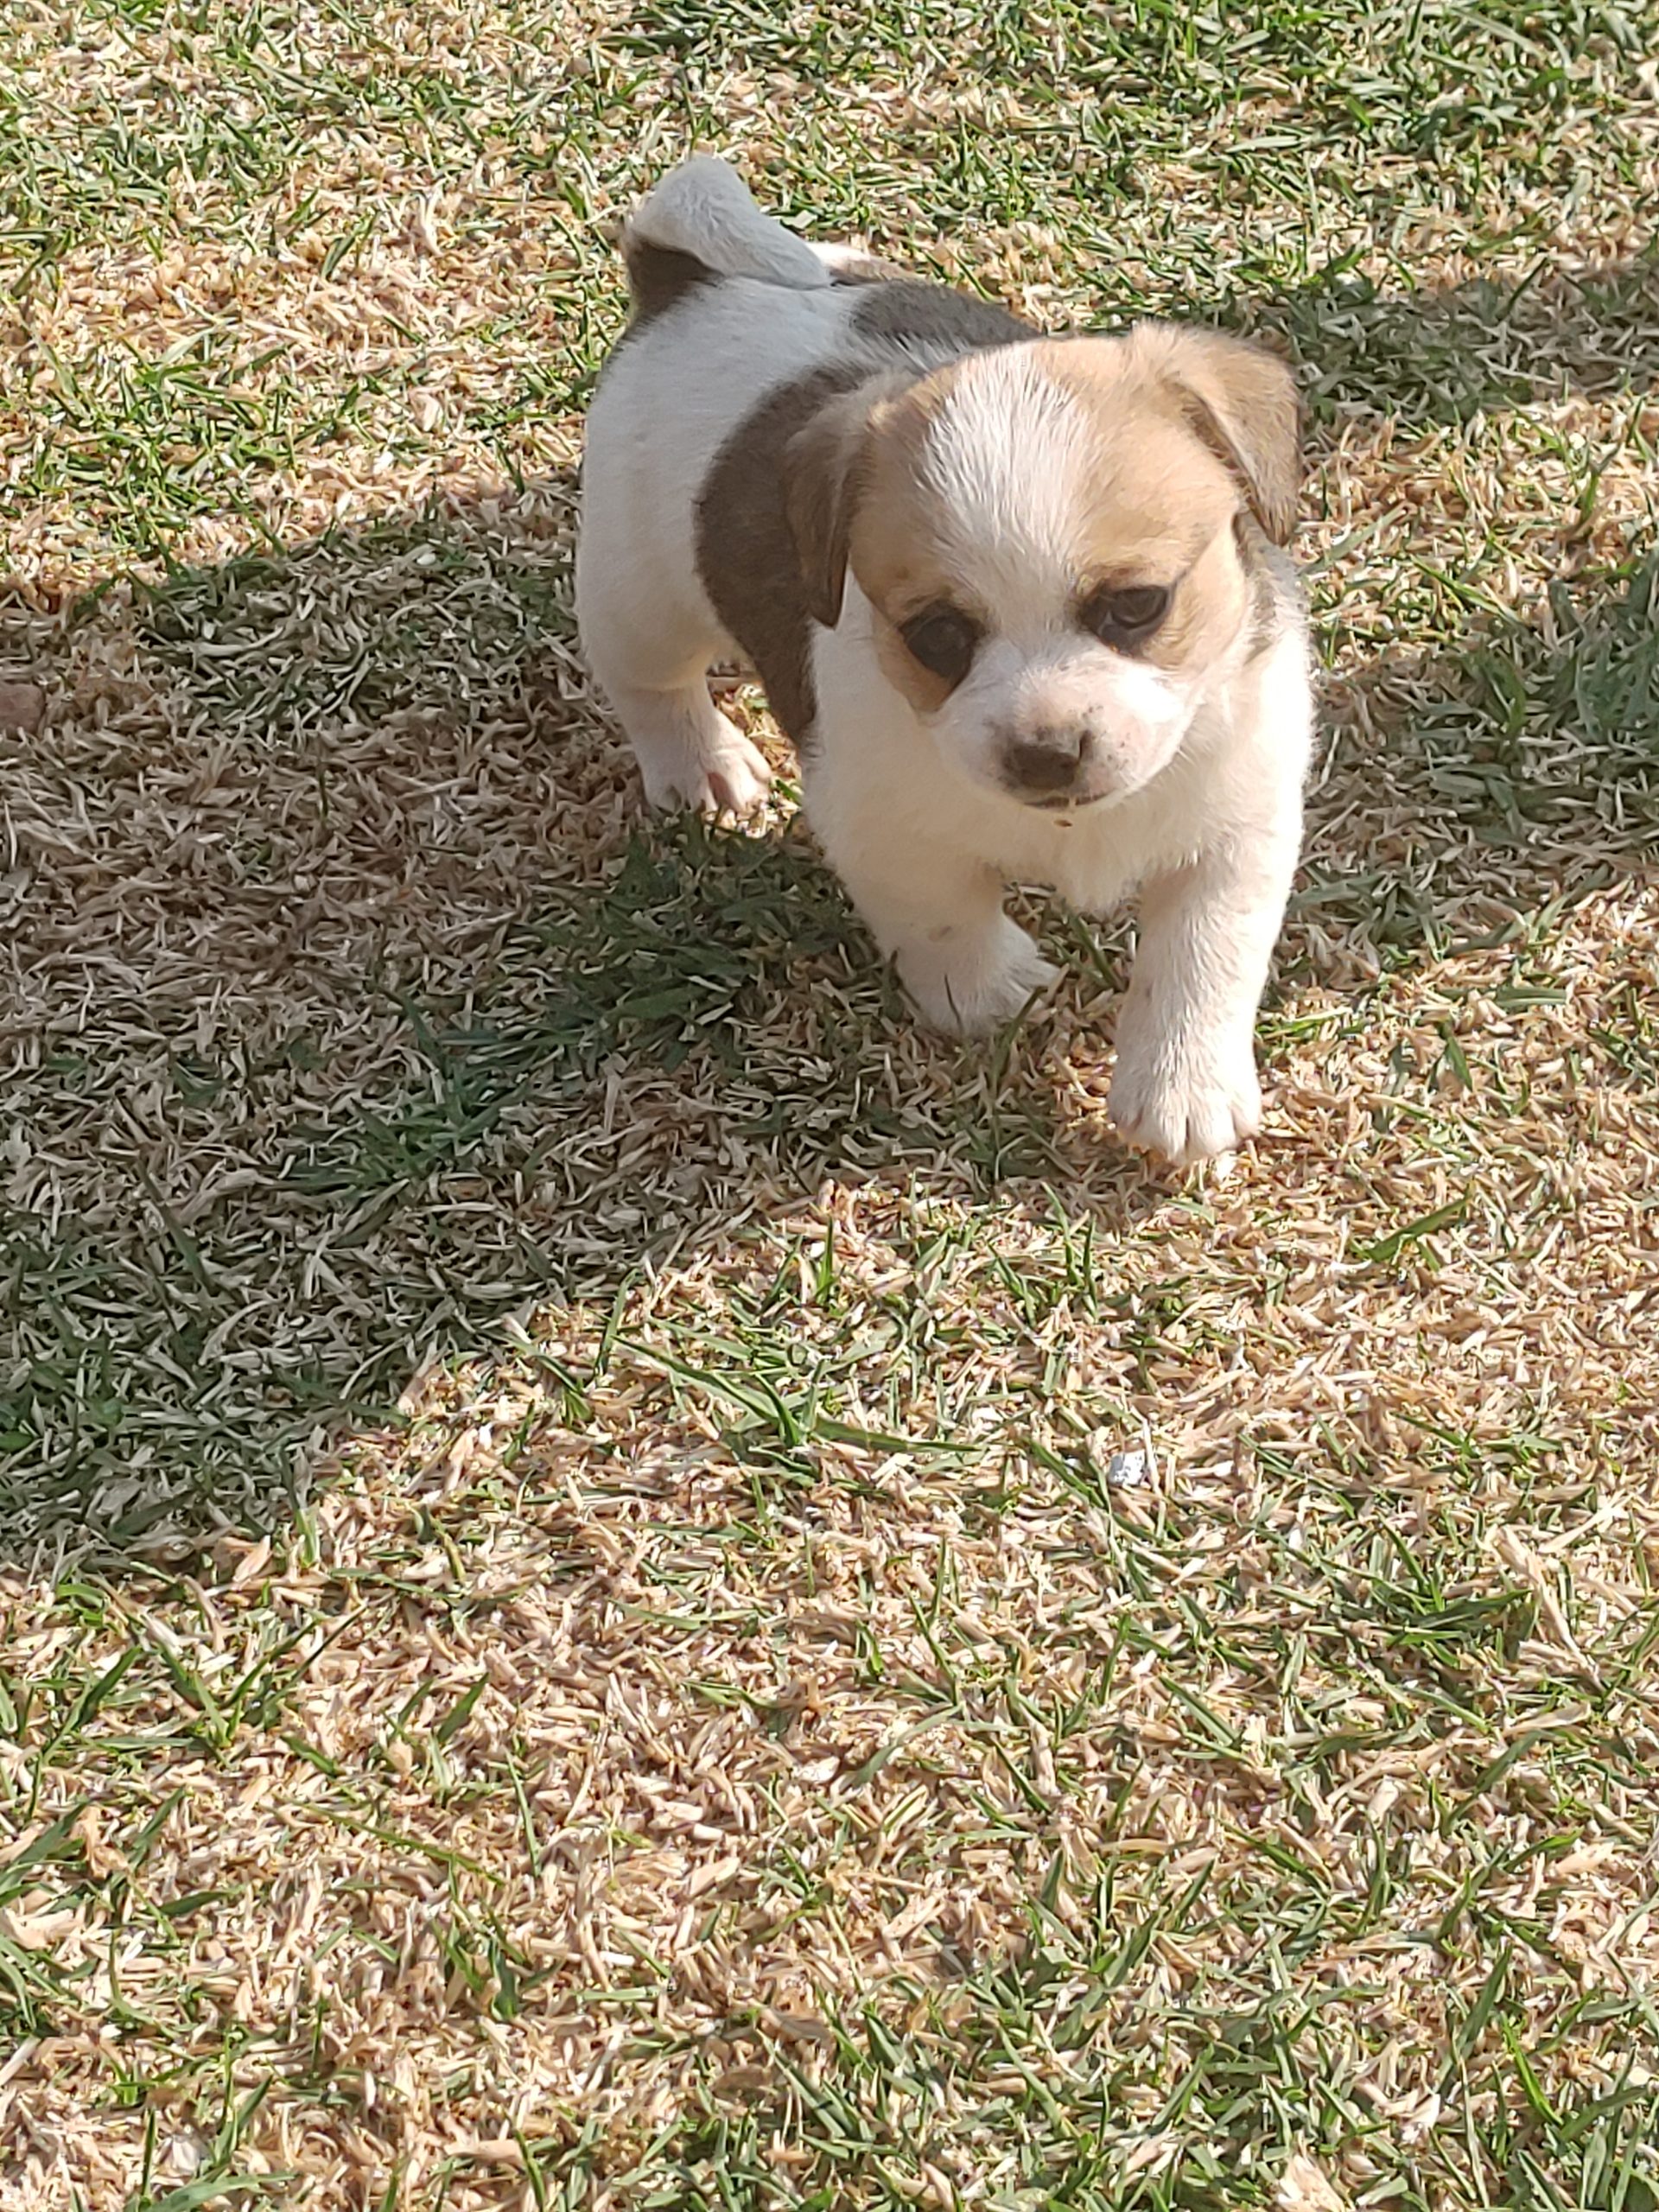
[1137,322,1303,546]
[783,378,901,629]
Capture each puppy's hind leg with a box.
[601,676,772,817]
[575,539,771,817]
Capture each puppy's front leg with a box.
[1109,830,1299,1166]
[828,836,1056,1037]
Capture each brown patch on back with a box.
[695,365,875,747]
[849,280,1034,353]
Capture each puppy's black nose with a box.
[1005,727,1090,794]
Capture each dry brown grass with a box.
[2,0,1657,2204]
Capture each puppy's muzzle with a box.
[1001,724,1107,808]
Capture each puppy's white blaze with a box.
[1008,642,1180,728]
[919,351,1096,620]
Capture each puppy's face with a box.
[788,326,1300,811]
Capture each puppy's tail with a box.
[622,156,830,314]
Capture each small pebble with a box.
[0,680,45,734]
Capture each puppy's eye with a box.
[899,607,980,684]
[1080,582,1172,650]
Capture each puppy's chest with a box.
[989,805,1149,915]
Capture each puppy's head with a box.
[785,324,1300,811]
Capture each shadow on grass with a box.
[3,253,1656,1563]
[1262,246,1659,426]
[0,483,1164,1559]
[1292,540,1659,966]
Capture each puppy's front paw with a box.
[899,920,1057,1036]
[1109,1028,1262,1166]
[638,716,772,817]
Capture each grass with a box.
[2,0,1657,2205]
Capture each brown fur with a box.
[781,373,912,630]
[621,238,712,325]
[848,281,1033,351]
[694,365,874,746]
[1122,323,1303,546]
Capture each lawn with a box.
[1,1,1657,2205]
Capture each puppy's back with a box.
[581,159,1036,745]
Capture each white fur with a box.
[806,586,1310,1151]
[911,352,1202,812]
[923,350,1089,607]
[577,159,1314,1164]
[577,277,860,813]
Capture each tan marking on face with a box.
[1037,338,1251,672]
[843,337,1257,712]
[873,615,959,716]
[847,362,988,715]
[1121,319,1303,545]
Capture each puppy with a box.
[575,158,1313,1165]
